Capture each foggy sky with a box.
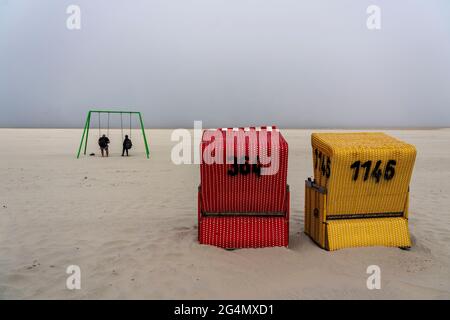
[1,0,449,128]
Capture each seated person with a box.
[98,134,110,157]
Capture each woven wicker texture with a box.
[201,127,288,213]
[311,132,416,215]
[304,181,327,247]
[198,186,290,248]
[198,126,289,248]
[199,216,289,248]
[305,132,417,251]
[326,217,411,251]
[304,182,412,250]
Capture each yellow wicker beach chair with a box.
[304,133,416,251]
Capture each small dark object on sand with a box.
[89,153,95,156]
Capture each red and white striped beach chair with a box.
[198,126,289,249]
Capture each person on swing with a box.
[98,134,110,157]
[122,135,132,156]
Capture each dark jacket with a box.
[98,137,110,148]
[123,138,132,150]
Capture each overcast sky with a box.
[0,0,449,128]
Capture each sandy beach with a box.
[0,128,449,299]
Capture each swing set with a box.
[76,110,150,158]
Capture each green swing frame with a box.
[76,110,150,159]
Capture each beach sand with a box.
[0,128,449,299]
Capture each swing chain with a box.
[107,113,110,137]
[120,113,123,141]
